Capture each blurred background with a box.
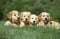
[0,0,60,22]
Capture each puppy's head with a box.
[19,12,31,22]
[30,14,38,24]
[38,12,51,23]
[7,10,19,22]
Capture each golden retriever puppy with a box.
[4,10,20,26]
[29,14,38,26]
[50,21,60,29]
[19,12,31,27]
[38,12,51,26]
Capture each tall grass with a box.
[0,21,60,39]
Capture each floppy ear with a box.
[28,17,30,24]
[28,13,31,18]
[29,13,31,16]
[19,12,23,20]
[38,13,42,22]
[48,15,51,21]
[7,12,12,20]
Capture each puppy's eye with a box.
[24,16,25,17]
[35,18,37,20]
[14,14,16,16]
[43,15,45,17]
[47,15,49,17]
[32,18,33,19]
[28,16,29,17]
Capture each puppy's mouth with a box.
[43,18,49,25]
[43,18,49,22]
[14,18,20,22]
[43,18,48,21]
[14,20,19,22]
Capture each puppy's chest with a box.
[32,24,37,26]
[10,20,20,25]
[24,21,30,25]
[39,22,51,26]
[14,22,20,25]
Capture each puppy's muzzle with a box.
[33,21,35,23]
[25,19,28,21]
[17,17,20,21]
[18,17,20,20]
[44,18,48,21]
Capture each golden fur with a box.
[4,10,20,26]
[4,11,60,28]
[38,12,51,26]
[19,12,31,27]
[29,14,38,26]
[50,21,60,29]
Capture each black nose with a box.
[45,18,47,20]
[33,21,35,23]
[18,17,20,20]
[26,19,28,21]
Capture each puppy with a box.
[4,10,20,26]
[50,21,60,29]
[29,14,38,26]
[38,12,51,26]
[19,12,31,27]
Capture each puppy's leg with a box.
[29,24,33,27]
[50,21,60,29]
[12,24,17,27]
[20,22,25,27]
[37,22,44,26]
[55,22,60,29]
[4,21,12,26]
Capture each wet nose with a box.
[33,21,35,23]
[45,18,47,20]
[18,17,20,20]
[26,19,28,21]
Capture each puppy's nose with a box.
[33,21,35,23]
[26,19,28,21]
[45,18,47,20]
[18,17,20,20]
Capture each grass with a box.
[0,21,60,39]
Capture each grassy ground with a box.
[0,21,60,39]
